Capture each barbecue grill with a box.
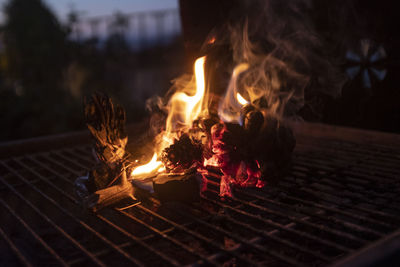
[1,122,399,266]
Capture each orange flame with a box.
[218,63,249,123]
[158,56,207,153]
[131,57,207,180]
[131,153,163,179]
[165,56,206,133]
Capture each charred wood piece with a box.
[84,92,127,169]
[153,169,200,203]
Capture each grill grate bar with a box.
[209,174,372,243]
[189,201,332,262]
[72,147,336,264]
[293,157,400,197]
[294,150,398,177]
[65,143,396,262]
[2,125,399,266]
[297,139,400,161]
[293,154,399,184]
[0,169,105,267]
[291,167,400,206]
[0,177,44,191]
[30,153,191,267]
[295,146,400,176]
[287,161,400,216]
[69,147,307,266]
[67,150,267,266]
[241,186,384,239]
[66,241,132,266]
[0,225,33,267]
[16,157,81,205]
[211,187,366,248]
[174,202,325,265]
[283,174,400,224]
[200,193,352,254]
[0,182,69,267]
[295,142,400,180]
[25,154,184,264]
[288,178,400,223]
[47,149,225,266]
[116,208,221,266]
[73,147,346,264]
[94,216,182,266]
[75,146,356,260]
[207,175,385,239]
[272,183,394,232]
[0,159,146,267]
[135,202,292,266]
[295,145,400,176]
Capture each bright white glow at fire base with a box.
[131,153,163,178]
[236,92,249,105]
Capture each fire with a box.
[131,56,207,179]
[203,155,219,167]
[127,50,293,199]
[236,92,249,105]
[207,36,216,44]
[165,56,206,134]
[218,63,249,123]
[131,153,163,179]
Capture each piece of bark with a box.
[153,170,200,203]
[85,168,136,212]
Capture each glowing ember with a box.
[203,155,219,167]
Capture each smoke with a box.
[211,0,346,121]
[147,0,346,136]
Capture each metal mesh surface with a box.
[1,126,399,266]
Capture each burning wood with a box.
[75,55,296,210]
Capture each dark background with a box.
[0,0,398,142]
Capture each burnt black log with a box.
[153,170,200,203]
[240,105,296,183]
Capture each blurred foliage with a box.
[0,0,78,140]
[1,0,67,87]
[0,0,184,141]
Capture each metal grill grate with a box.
[1,123,400,266]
